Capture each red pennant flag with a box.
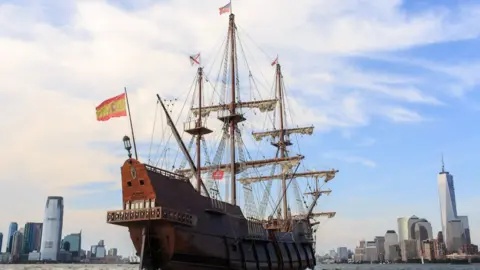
[212,170,224,180]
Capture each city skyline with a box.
[1,0,480,256]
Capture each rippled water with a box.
[0,264,479,270]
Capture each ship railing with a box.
[247,217,268,240]
[210,197,226,211]
[106,206,197,227]
[145,164,189,181]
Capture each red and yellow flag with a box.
[96,93,127,121]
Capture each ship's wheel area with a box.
[145,12,338,234]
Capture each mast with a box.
[196,67,203,192]
[276,63,288,221]
[184,66,212,193]
[229,13,237,205]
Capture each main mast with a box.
[196,67,204,192]
[229,14,237,205]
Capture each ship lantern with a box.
[123,135,132,158]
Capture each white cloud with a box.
[0,0,478,255]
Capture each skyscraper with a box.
[397,218,409,242]
[384,230,399,262]
[11,231,24,261]
[0,232,3,253]
[438,158,458,248]
[6,222,18,253]
[40,196,64,261]
[23,222,43,254]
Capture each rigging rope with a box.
[147,100,159,164]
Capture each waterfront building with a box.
[11,231,24,262]
[364,241,377,262]
[457,215,471,244]
[374,236,385,262]
[401,239,417,261]
[397,217,409,242]
[384,230,399,261]
[433,239,447,259]
[422,240,435,261]
[446,220,463,252]
[23,222,43,254]
[40,196,64,261]
[413,219,433,241]
[6,222,18,253]
[108,248,118,256]
[388,244,401,262]
[62,232,82,261]
[336,247,348,261]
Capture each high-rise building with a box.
[364,241,377,262]
[6,222,18,253]
[397,217,409,242]
[457,215,471,244]
[437,159,458,247]
[11,231,24,261]
[437,231,444,242]
[407,216,420,239]
[437,158,471,251]
[384,230,399,261]
[40,196,64,261]
[446,220,463,252]
[413,219,433,241]
[374,236,385,262]
[0,232,3,253]
[108,248,118,256]
[337,247,348,261]
[91,240,106,258]
[23,222,43,254]
[62,232,82,260]
[401,239,417,261]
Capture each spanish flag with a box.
[96,93,127,121]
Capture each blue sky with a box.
[0,0,479,256]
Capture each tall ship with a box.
[106,3,338,270]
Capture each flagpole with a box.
[124,87,138,160]
[230,0,232,14]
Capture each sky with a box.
[0,0,480,256]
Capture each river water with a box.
[0,265,479,270]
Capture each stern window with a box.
[139,179,145,185]
[127,181,132,187]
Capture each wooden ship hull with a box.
[107,159,316,270]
